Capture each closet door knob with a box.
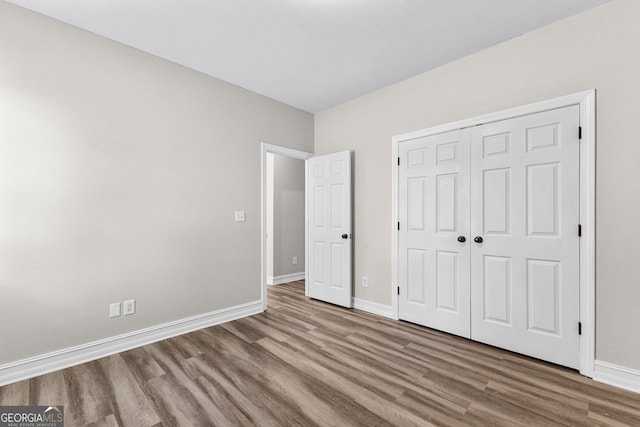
[457,236,466,243]
[474,236,483,243]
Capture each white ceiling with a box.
[7,0,609,113]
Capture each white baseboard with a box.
[352,297,393,319]
[593,360,640,394]
[267,272,305,285]
[0,300,263,387]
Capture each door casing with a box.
[391,90,596,377]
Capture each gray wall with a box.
[0,1,313,365]
[315,0,640,370]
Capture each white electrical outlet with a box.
[123,299,136,316]
[109,302,121,318]
[234,211,246,222]
[362,276,368,287]
[293,256,298,265]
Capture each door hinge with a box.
[578,322,582,335]
[578,126,582,140]
[397,222,400,230]
[578,224,582,237]
[397,286,400,295]
[397,157,400,166]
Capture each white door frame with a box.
[391,90,596,377]
[261,143,313,311]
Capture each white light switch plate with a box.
[234,211,246,222]
[109,302,121,318]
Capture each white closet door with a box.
[398,129,471,338]
[470,105,581,369]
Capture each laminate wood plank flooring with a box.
[1,280,639,426]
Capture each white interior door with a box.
[398,129,471,338]
[306,151,352,308]
[470,105,581,369]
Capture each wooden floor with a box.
[1,281,639,426]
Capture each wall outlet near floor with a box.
[293,256,298,265]
[109,302,121,318]
[362,276,368,287]
[123,299,136,316]
[234,211,246,222]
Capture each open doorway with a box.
[260,143,313,310]
[266,153,305,285]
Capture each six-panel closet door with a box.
[398,105,581,369]
[469,106,580,369]
[398,128,471,338]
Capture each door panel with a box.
[407,178,426,230]
[527,259,560,335]
[470,105,580,369]
[398,129,471,338]
[527,163,559,236]
[436,174,457,232]
[483,255,511,325]
[407,249,426,304]
[436,251,458,311]
[483,168,510,234]
[307,151,352,308]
